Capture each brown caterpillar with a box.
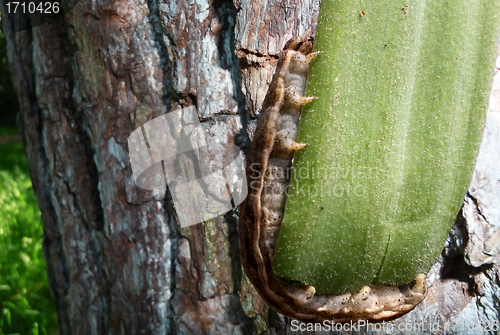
[238,35,426,323]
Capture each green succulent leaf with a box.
[273,0,500,295]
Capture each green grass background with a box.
[0,133,59,335]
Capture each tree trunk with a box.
[2,0,500,334]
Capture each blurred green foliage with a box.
[0,142,59,335]
[1,15,59,335]
[0,166,59,335]
[0,142,28,173]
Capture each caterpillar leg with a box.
[285,140,309,150]
[284,138,308,151]
[293,95,317,106]
[306,51,322,63]
[274,129,308,152]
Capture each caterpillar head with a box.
[284,35,314,55]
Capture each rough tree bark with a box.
[2,0,500,334]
